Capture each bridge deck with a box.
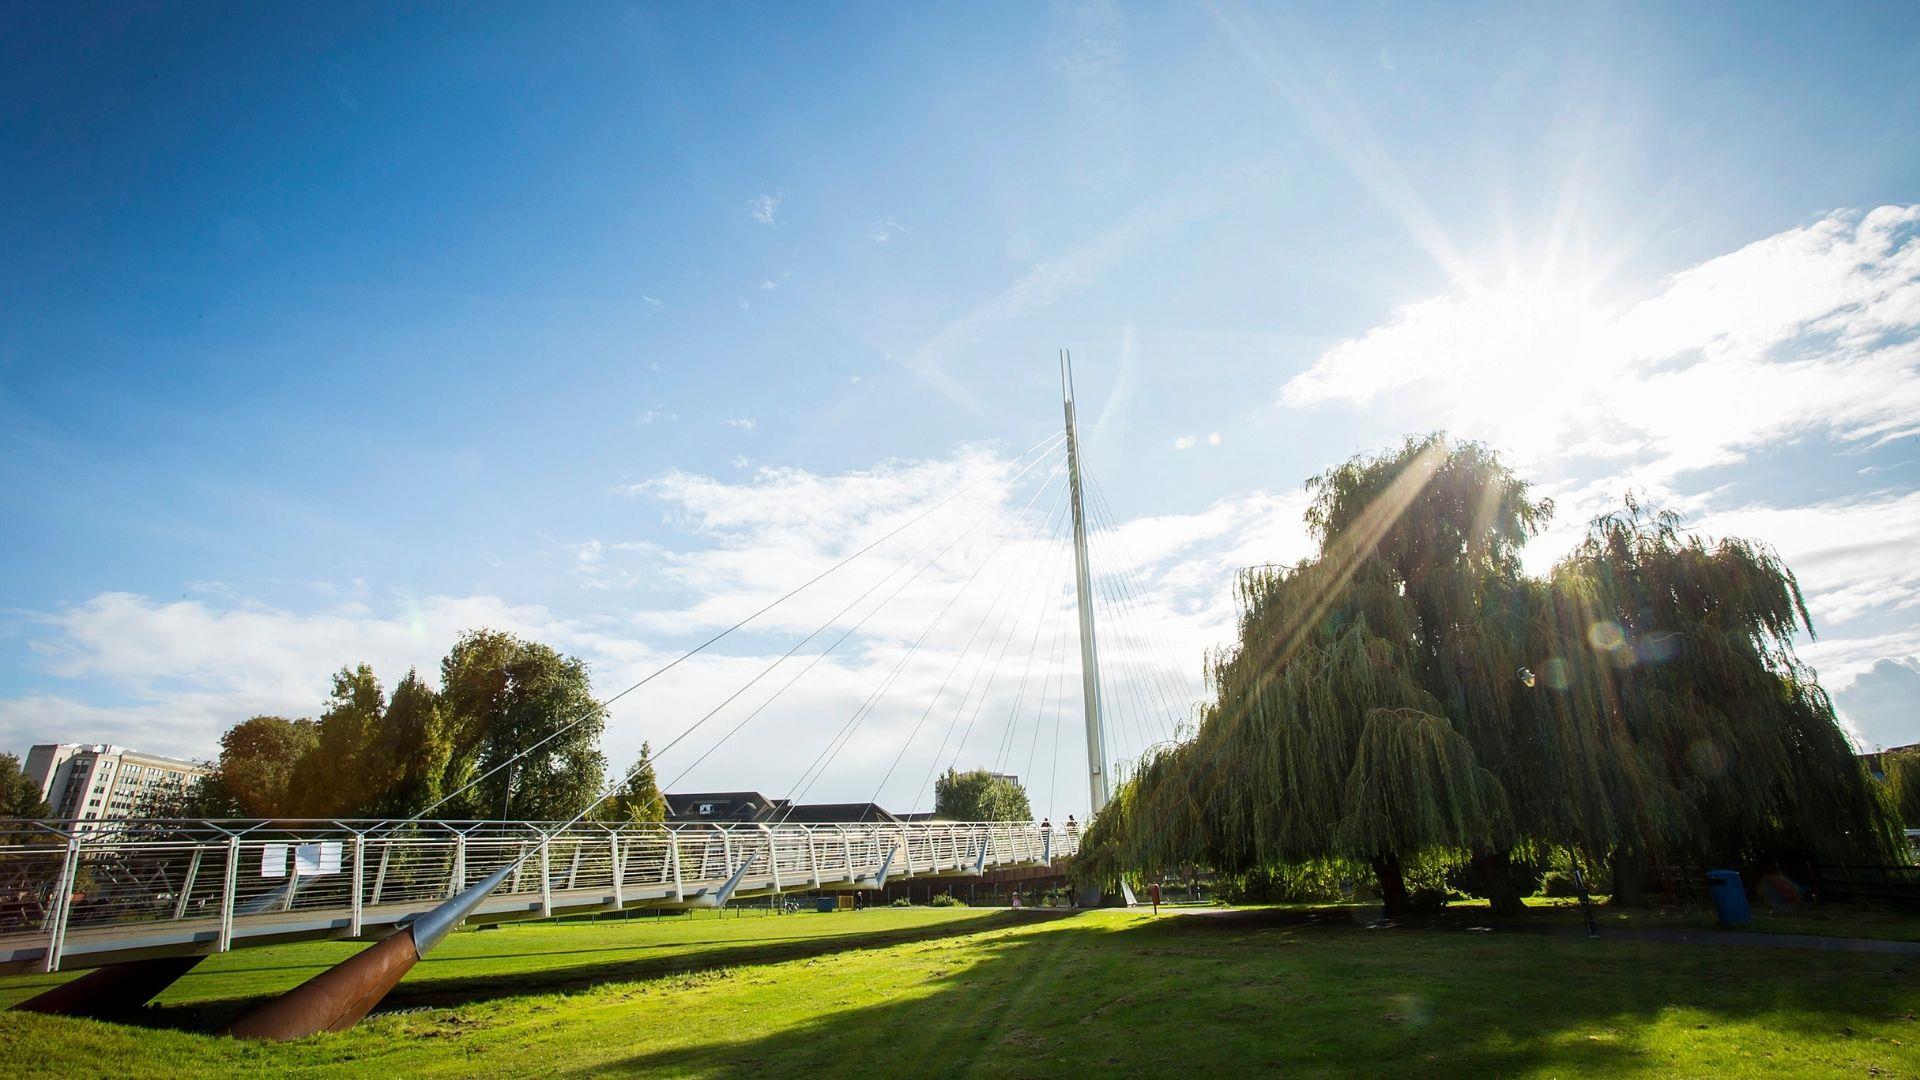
[0,818,1076,973]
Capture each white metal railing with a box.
[0,817,1078,971]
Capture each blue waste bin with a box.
[815,898,836,913]
[1706,869,1751,926]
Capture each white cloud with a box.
[870,218,907,244]
[642,295,664,310]
[4,448,1307,813]
[6,591,628,761]
[747,193,782,226]
[638,408,678,425]
[1282,206,1920,479]
[725,418,756,432]
[1173,435,1196,450]
[1280,206,1920,745]
[1690,489,1920,628]
[1833,657,1920,749]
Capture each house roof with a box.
[775,802,900,824]
[662,791,787,821]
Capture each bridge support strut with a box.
[224,860,519,1041]
[13,955,206,1019]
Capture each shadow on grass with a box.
[126,910,1069,1032]
[554,910,1920,1077]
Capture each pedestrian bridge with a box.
[0,817,1077,975]
[0,385,1167,1038]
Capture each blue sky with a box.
[4,3,1919,812]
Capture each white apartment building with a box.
[22,743,210,822]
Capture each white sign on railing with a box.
[295,842,342,876]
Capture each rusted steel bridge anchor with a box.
[223,860,518,1040]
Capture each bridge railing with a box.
[0,817,1079,970]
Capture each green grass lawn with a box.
[2,903,1916,1078]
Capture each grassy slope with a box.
[0,905,1915,1078]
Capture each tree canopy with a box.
[288,664,387,817]
[0,753,52,818]
[934,768,1033,822]
[438,629,608,821]
[178,630,611,822]
[592,742,665,824]
[214,715,320,817]
[1882,748,1920,828]
[1078,435,1901,913]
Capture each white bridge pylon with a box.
[0,817,1075,974]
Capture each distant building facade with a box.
[22,743,210,822]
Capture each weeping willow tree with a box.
[1079,435,1901,915]
[1883,749,1920,828]
[1542,497,1903,894]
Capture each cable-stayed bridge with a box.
[0,817,1075,974]
[1,356,1188,1038]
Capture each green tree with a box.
[1078,435,1901,916]
[591,742,665,824]
[1885,749,1920,828]
[1547,497,1902,894]
[0,753,52,818]
[934,768,1032,822]
[439,629,607,821]
[288,664,386,816]
[212,716,320,818]
[362,668,453,817]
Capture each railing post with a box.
[841,830,853,883]
[450,833,467,899]
[350,833,365,937]
[807,829,821,887]
[539,833,553,918]
[610,831,624,908]
[217,834,240,953]
[42,833,81,973]
[566,842,583,891]
[670,832,684,902]
[759,825,781,893]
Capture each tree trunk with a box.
[1473,850,1528,916]
[1373,854,1411,917]
[1609,849,1646,906]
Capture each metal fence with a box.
[0,817,1076,973]
[1812,864,1920,904]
